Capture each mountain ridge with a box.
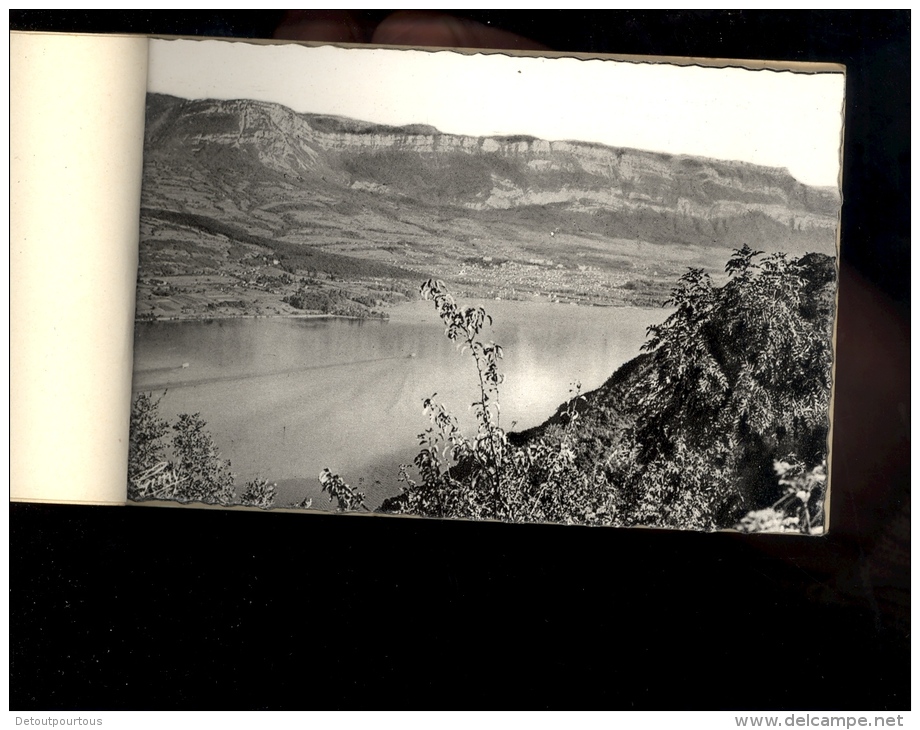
[137,92,839,318]
[145,93,839,223]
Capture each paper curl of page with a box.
[11,33,148,505]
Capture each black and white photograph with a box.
[10,11,909,715]
[127,38,844,533]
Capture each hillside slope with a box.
[381,248,836,531]
[509,249,836,530]
[138,94,839,317]
[144,93,838,249]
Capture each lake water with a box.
[132,300,667,509]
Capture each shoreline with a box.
[134,297,657,325]
[135,311,390,323]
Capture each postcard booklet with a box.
[11,32,844,534]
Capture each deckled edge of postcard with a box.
[144,35,845,534]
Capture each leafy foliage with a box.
[127,394,279,509]
[609,245,834,530]
[240,478,277,510]
[169,413,236,505]
[127,391,170,497]
[637,246,831,460]
[381,250,833,532]
[379,280,609,524]
[736,460,826,534]
[319,468,366,512]
[283,287,388,318]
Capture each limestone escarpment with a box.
[142,93,838,262]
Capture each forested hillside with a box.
[382,246,835,532]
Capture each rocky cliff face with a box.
[143,93,839,255]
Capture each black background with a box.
[10,11,910,709]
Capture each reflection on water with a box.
[132,301,666,509]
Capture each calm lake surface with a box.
[132,301,667,509]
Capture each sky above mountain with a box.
[148,38,844,188]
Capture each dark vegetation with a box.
[283,287,389,318]
[141,207,419,281]
[509,247,835,530]
[128,393,283,510]
[377,246,833,531]
[127,392,374,513]
[128,247,834,533]
[307,114,440,137]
